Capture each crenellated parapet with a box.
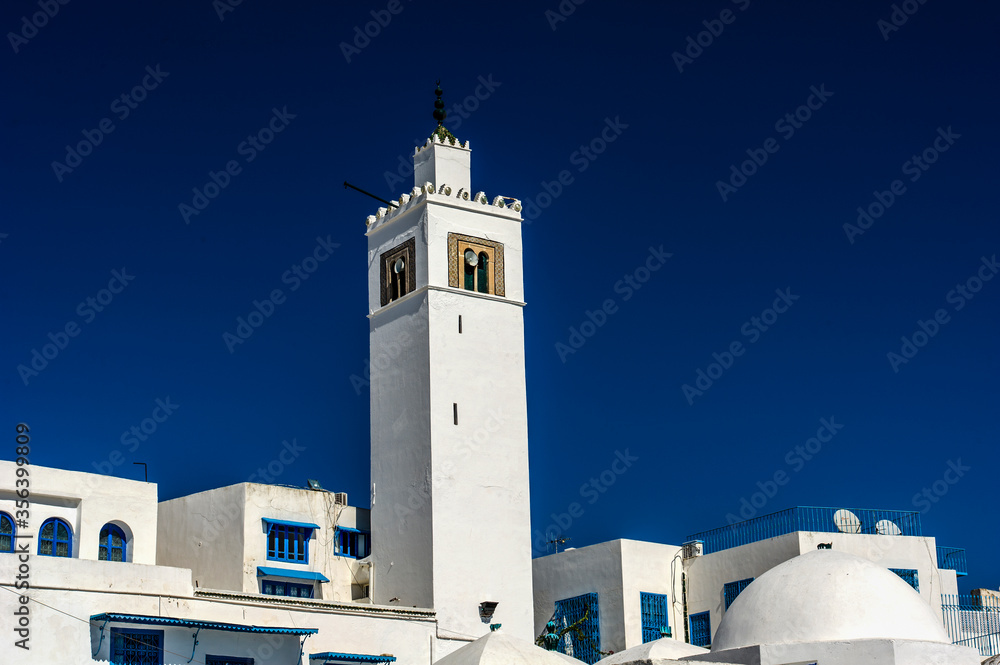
[365,181,522,230]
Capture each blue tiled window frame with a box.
[723,578,754,610]
[689,611,711,647]
[38,517,72,558]
[640,592,670,643]
[110,627,163,665]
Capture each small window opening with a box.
[459,315,463,334]
[453,403,458,425]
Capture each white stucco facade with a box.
[533,539,685,654]
[367,134,534,642]
[0,461,157,564]
[157,482,370,601]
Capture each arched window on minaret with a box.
[477,252,489,294]
[464,250,476,291]
[379,238,415,306]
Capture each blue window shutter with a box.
[723,578,754,610]
[640,592,670,643]
[554,592,601,664]
[689,611,711,647]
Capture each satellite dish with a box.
[876,519,901,536]
[393,258,405,274]
[464,249,478,267]
[833,509,861,534]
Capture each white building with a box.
[1,92,994,665]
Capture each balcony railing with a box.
[686,506,923,555]
[937,546,969,576]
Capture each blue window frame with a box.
[640,592,670,643]
[99,523,127,562]
[336,528,369,559]
[689,611,711,647]
[266,522,312,563]
[206,656,254,665]
[890,568,919,592]
[110,627,163,664]
[262,579,314,598]
[723,578,754,610]
[38,517,72,557]
[0,512,14,553]
[554,592,601,664]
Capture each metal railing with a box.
[686,506,923,555]
[937,546,969,576]
[942,593,1000,657]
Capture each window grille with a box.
[99,523,127,562]
[111,628,163,664]
[38,517,72,557]
[0,513,14,553]
[689,611,711,647]
[554,592,601,664]
[889,568,919,592]
[640,592,669,643]
[723,578,754,610]
[262,580,314,598]
[267,523,310,563]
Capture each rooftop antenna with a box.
[548,536,570,554]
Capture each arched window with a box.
[99,523,127,562]
[464,248,476,291]
[477,252,489,294]
[0,513,14,553]
[38,518,72,558]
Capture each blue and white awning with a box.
[257,566,330,582]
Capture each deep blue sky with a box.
[2,2,996,591]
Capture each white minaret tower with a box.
[366,84,533,643]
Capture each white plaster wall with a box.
[369,291,435,610]
[619,540,685,649]
[0,583,436,665]
[414,142,471,193]
[533,541,625,652]
[425,198,525,302]
[157,483,246,591]
[366,205,427,314]
[427,287,533,641]
[533,540,685,654]
[0,553,193,596]
[0,461,157,564]
[683,533,802,644]
[241,483,370,601]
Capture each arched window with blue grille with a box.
[38,517,72,557]
[0,512,14,553]
[99,523,128,562]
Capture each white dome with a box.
[713,550,950,651]
[596,637,708,665]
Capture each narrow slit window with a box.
[453,403,458,425]
[458,315,463,333]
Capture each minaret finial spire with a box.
[433,80,446,126]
